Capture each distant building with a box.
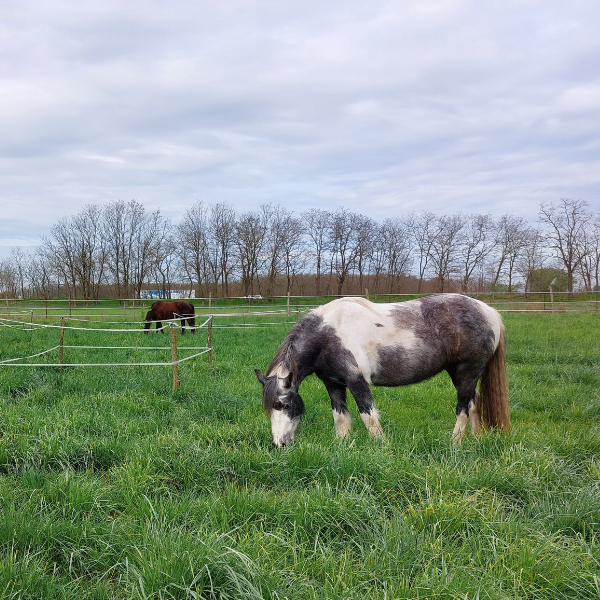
[140,289,196,300]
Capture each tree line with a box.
[1,197,598,299]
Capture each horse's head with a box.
[255,368,304,447]
[143,310,153,333]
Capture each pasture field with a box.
[0,309,599,599]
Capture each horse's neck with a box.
[268,340,308,382]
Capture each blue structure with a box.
[140,289,195,300]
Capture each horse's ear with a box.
[254,369,268,386]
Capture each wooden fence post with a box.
[207,317,213,367]
[59,318,65,370]
[287,292,290,317]
[549,285,554,313]
[209,291,212,316]
[170,324,180,392]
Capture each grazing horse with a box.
[255,294,509,447]
[143,300,196,334]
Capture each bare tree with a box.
[178,201,210,297]
[457,214,497,292]
[236,208,268,297]
[147,217,177,298]
[40,204,106,299]
[264,205,291,298]
[103,200,148,299]
[408,212,438,293]
[207,203,237,296]
[278,213,305,295]
[381,217,412,293]
[28,251,53,299]
[577,213,600,291]
[303,209,331,296]
[517,227,545,293]
[428,214,466,292]
[539,198,591,293]
[10,247,30,298]
[329,208,362,295]
[490,215,534,292]
[131,209,168,299]
[0,258,18,297]
[590,216,600,291]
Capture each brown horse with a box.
[144,300,196,334]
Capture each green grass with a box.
[0,311,599,598]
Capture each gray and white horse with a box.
[255,294,509,447]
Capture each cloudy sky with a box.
[1,0,599,257]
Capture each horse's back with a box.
[311,295,502,386]
[150,300,194,315]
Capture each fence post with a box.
[59,318,65,370]
[170,324,180,392]
[207,316,213,367]
[209,292,212,316]
[45,300,48,319]
[549,285,554,312]
[365,288,369,300]
[287,292,290,317]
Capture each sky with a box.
[1,0,600,258]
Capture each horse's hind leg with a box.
[448,364,481,444]
[348,377,384,438]
[323,379,351,437]
[469,391,482,434]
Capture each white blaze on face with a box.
[271,410,300,447]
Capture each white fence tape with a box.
[0,316,213,368]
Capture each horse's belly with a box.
[370,345,446,387]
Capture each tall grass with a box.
[0,311,599,598]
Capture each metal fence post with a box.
[170,324,180,392]
[59,318,65,371]
[207,316,213,367]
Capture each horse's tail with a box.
[479,326,510,430]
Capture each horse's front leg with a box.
[347,377,384,439]
[156,321,164,333]
[322,378,351,437]
[181,318,186,335]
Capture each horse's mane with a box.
[266,321,304,380]
[267,336,298,379]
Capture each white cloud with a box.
[0,0,599,258]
